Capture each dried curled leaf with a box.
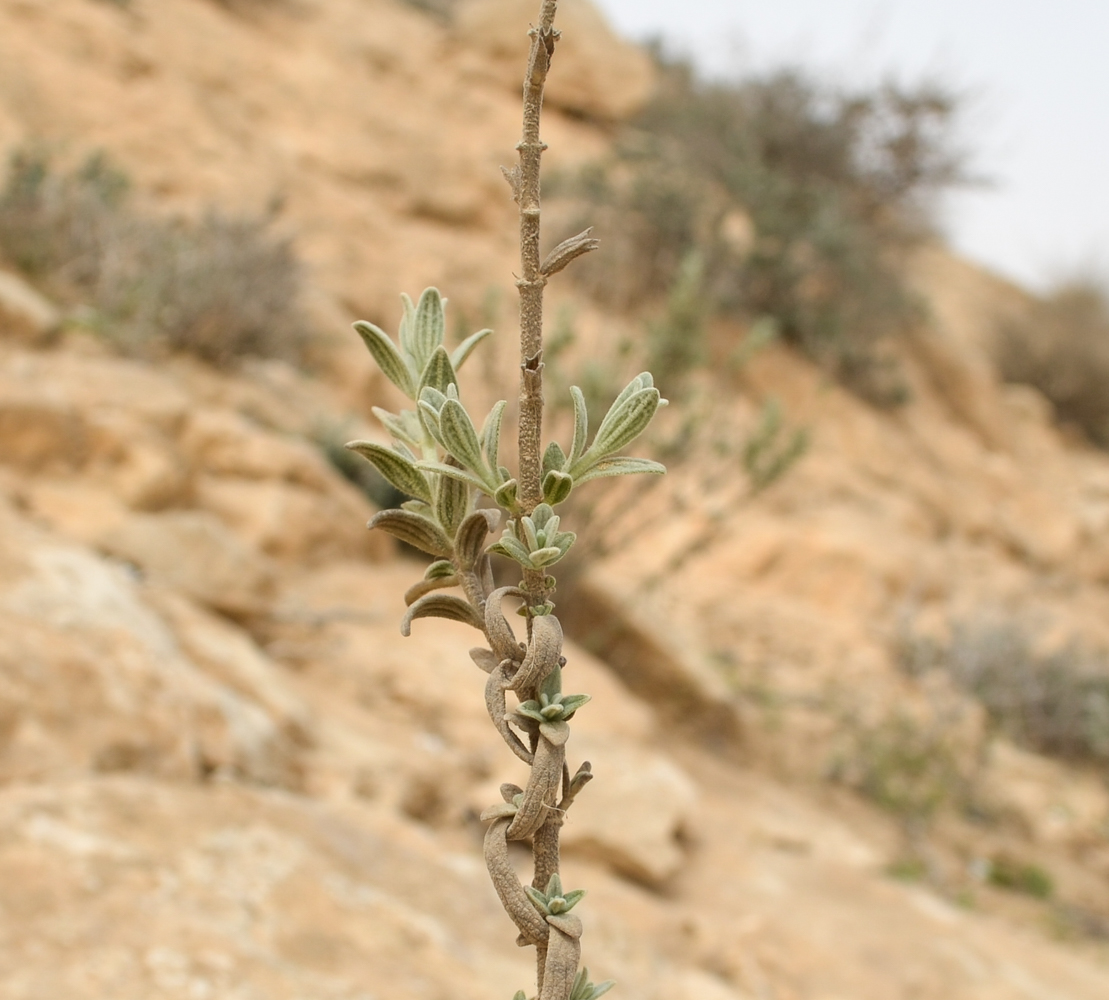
[456,508,500,570]
[403,574,460,606]
[506,732,563,840]
[401,594,485,636]
[483,817,549,945]
[540,921,582,1000]
[540,227,600,277]
[485,586,527,663]
[469,647,499,674]
[508,614,563,694]
[486,662,534,764]
[368,509,453,557]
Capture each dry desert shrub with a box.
[900,616,1109,767]
[997,279,1109,447]
[550,57,969,405]
[0,149,308,366]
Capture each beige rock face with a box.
[0,269,60,343]
[455,0,656,120]
[0,2,1108,998]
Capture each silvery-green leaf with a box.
[345,440,433,504]
[513,991,528,1000]
[520,515,540,552]
[409,287,445,373]
[542,470,573,505]
[539,664,562,702]
[560,889,586,911]
[368,509,453,557]
[559,693,591,717]
[398,292,416,357]
[571,389,660,476]
[419,385,447,413]
[401,499,433,515]
[417,401,447,450]
[529,546,565,568]
[455,508,500,569]
[545,873,564,898]
[488,535,534,567]
[438,399,489,481]
[552,531,576,558]
[493,478,518,510]
[531,503,555,530]
[353,321,416,399]
[585,984,615,1000]
[481,400,507,469]
[524,885,550,913]
[436,461,470,535]
[451,328,493,370]
[425,559,456,580]
[574,456,666,484]
[372,407,421,448]
[404,574,459,606]
[609,372,650,414]
[400,593,484,637]
[569,385,589,467]
[543,440,567,476]
[419,345,458,396]
[416,461,489,492]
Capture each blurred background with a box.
[0,1,1108,998]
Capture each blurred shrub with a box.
[987,854,1054,899]
[0,148,308,366]
[997,279,1109,447]
[899,617,1109,766]
[552,56,967,403]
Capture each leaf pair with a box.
[418,387,512,500]
[524,873,586,917]
[536,374,668,507]
[353,288,491,402]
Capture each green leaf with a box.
[436,461,470,536]
[481,400,507,469]
[372,406,422,448]
[569,385,589,467]
[540,664,562,702]
[560,889,586,911]
[398,292,416,357]
[513,992,528,1000]
[542,470,574,505]
[493,478,518,510]
[419,345,458,396]
[543,440,567,476]
[400,593,484,637]
[368,509,453,557]
[488,535,534,567]
[451,327,493,370]
[558,693,591,717]
[354,321,416,399]
[416,460,489,492]
[529,546,565,568]
[438,399,489,481]
[345,440,433,504]
[524,885,550,913]
[544,873,564,898]
[574,456,666,484]
[586,387,660,463]
[410,287,446,373]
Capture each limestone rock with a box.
[454,0,655,120]
[562,734,697,885]
[98,510,276,617]
[0,269,60,343]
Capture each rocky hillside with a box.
[1,1,1109,998]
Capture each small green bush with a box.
[987,855,1054,899]
[0,149,308,366]
[997,279,1109,447]
[552,56,967,403]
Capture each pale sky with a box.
[593,0,1109,293]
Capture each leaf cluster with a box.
[348,289,665,584]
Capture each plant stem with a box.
[515,1,559,605]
